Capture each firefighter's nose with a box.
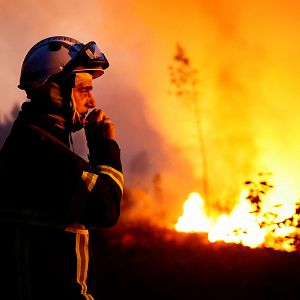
[87,94,96,108]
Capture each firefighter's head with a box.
[18,36,109,132]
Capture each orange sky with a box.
[2,0,300,223]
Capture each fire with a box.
[175,182,300,252]
[175,192,210,233]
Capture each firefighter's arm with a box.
[77,109,124,228]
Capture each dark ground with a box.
[90,221,300,300]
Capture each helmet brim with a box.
[73,67,104,79]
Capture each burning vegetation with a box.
[175,173,300,253]
[165,44,300,253]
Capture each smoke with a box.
[115,0,300,217]
[2,0,300,225]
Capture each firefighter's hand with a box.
[84,108,116,141]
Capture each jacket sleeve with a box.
[73,139,124,228]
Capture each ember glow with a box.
[175,178,300,252]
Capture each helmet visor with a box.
[65,41,109,77]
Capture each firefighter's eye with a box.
[79,88,91,97]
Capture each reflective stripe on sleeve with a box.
[81,171,98,192]
[94,165,124,194]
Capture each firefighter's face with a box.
[72,80,96,118]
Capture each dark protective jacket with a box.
[0,104,124,300]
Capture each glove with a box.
[84,109,117,166]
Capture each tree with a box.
[0,103,19,148]
[168,43,209,203]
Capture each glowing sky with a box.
[2,0,300,222]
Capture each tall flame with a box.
[175,192,210,233]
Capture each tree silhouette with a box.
[0,103,20,148]
[168,43,209,203]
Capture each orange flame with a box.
[175,189,300,252]
[175,192,210,233]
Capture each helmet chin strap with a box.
[69,89,84,132]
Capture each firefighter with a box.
[0,36,124,299]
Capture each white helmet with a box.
[18,35,109,90]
